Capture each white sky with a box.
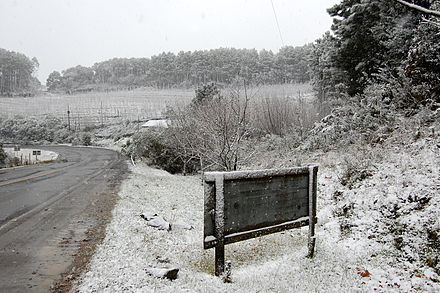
[0,0,339,83]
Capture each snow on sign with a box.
[203,165,318,276]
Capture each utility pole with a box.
[67,105,71,131]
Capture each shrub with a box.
[0,116,69,144]
[126,129,199,174]
[0,144,6,167]
[339,146,378,189]
[302,93,395,151]
[81,133,92,146]
[251,95,323,137]
[193,82,220,105]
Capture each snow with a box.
[145,267,179,280]
[140,213,171,231]
[73,135,439,292]
[204,236,216,242]
[4,147,58,163]
[141,119,169,128]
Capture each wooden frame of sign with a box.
[203,165,318,276]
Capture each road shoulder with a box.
[51,158,128,292]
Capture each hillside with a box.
[67,103,440,292]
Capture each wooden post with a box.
[214,174,225,276]
[67,105,71,131]
[307,165,318,258]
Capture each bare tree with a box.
[167,81,251,171]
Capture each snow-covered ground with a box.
[73,135,439,292]
[4,147,58,164]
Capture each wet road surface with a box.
[0,146,127,292]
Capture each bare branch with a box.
[421,17,440,28]
[394,0,440,18]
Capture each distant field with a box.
[0,88,194,126]
[0,84,313,127]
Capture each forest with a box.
[0,48,40,96]
[43,0,439,107]
[46,45,311,92]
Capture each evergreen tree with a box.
[325,0,436,99]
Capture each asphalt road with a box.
[0,146,127,292]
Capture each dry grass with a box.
[0,87,194,126]
[0,84,315,129]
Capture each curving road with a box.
[0,146,128,292]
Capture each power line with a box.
[270,0,285,47]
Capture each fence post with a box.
[67,105,71,131]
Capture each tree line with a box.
[46,45,311,92]
[310,0,439,108]
[0,48,40,96]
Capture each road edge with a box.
[51,157,130,293]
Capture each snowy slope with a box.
[73,137,439,292]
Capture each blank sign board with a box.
[203,165,318,276]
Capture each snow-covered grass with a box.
[75,164,363,292]
[73,133,440,292]
[0,88,194,123]
[4,147,58,165]
[318,142,440,292]
[72,104,440,292]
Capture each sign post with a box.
[32,150,41,162]
[203,165,318,276]
[214,174,225,276]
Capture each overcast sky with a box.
[0,0,339,83]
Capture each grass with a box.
[0,84,314,129]
[0,87,194,126]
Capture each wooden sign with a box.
[203,165,318,276]
[32,150,41,155]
